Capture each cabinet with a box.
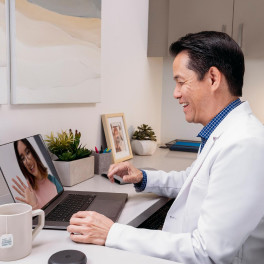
[168,0,233,52]
[233,0,264,58]
[147,0,169,57]
[148,0,264,58]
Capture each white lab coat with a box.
[106,102,264,264]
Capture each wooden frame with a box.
[101,113,133,163]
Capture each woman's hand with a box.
[12,176,39,209]
[67,211,114,245]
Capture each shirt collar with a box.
[198,98,242,143]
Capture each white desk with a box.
[3,148,196,264]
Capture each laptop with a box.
[0,134,128,230]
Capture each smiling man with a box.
[172,50,239,126]
[67,31,264,264]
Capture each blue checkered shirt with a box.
[134,170,147,192]
[197,99,242,152]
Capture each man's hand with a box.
[67,211,114,245]
[107,161,143,184]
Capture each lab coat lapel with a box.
[175,137,216,199]
[175,127,225,206]
[174,102,252,205]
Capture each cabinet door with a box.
[233,0,264,58]
[168,0,233,47]
[148,0,170,57]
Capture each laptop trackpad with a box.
[88,199,123,219]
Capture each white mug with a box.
[0,203,45,261]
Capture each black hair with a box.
[169,31,244,96]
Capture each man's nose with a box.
[173,86,181,99]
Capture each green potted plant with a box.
[45,129,94,186]
[131,124,157,155]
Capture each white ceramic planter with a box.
[131,140,157,156]
[53,156,94,186]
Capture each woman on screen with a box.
[12,138,63,209]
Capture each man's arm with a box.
[106,138,264,264]
[107,161,194,197]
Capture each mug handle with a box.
[32,209,45,240]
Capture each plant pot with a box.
[53,156,94,187]
[131,140,157,156]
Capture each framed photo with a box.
[101,113,133,163]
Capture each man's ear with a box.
[208,66,221,92]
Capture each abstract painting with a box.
[10,0,101,104]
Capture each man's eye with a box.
[177,81,184,86]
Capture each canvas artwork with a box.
[10,0,101,104]
[0,0,8,104]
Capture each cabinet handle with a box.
[221,25,227,33]
[238,23,244,48]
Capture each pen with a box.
[95,146,99,153]
[103,148,108,153]
[104,148,112,153]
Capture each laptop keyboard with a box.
[137,198,175,230]
[46,194,96,222]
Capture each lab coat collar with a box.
[175,101,252,201]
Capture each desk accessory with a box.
[48,250,87,264]
[168,139,201,153]
[101,113,133,163]
[101,173,130,185]
[93,150,112,175]
[45,130,94,186]
[131,124,157,155]
[0,203,44,261]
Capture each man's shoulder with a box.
[219,101,263,138]
[213,102,264,152]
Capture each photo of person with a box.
[110,122,126,153]
[11,138,63,209]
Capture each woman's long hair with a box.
[14,139,48,190]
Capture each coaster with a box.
[48,250,87,264]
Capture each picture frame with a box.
[101,113,133,163]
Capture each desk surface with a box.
[3,148,196,264]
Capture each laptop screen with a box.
[0,135,63,209]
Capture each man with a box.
[67,31,264,264]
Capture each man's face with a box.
[172,51,212,126]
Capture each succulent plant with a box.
[45,129,92,161]
[132,124,157,141]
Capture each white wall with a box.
[161,57,264,143]
[0,0,163,149]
